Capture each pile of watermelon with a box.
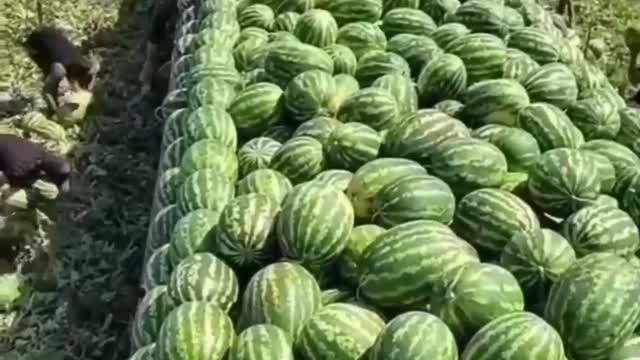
[130,0,640,359]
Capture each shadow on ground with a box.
[1,0,164,358]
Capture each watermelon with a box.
[269,136,326,184]
[337,87,400,131]
[522,62,579,109]
[380,8,437,38]
[609,336,640,360]
[452,0,508,38]
[544,252,640,360]
[148,205,182,255]
[160,137,189,173]
[338,224,386,286]
[155,301,235,360]
[461,312,565,360]
[503,5,525,31]
[236,168,293,204]
[332,74,361,111]
[500,228,576,297]
[215,193,280,268]
[434,99,464,117]
[238,4,275,31]
[263,41,334,88]
[516,102,585,152]
[229,324,294,360]
[325,122,382,171]
[507,27,560,64]
[444,32,507,84]
[562,204,640,257]
[179,104,239,149]
[359,220,479,307]
[234,40,270,72]
[421,0,460,24]
[567,97,621,140]
[429,138,509,196]
[292,116,340,144]
[168,209,221,267]
[239,262,322,339]
[354,50,411,87]
[458,78,530,127]
[580,139,640,196]
[431,22,470,48]
[371,73,417,116]
[161,109,189,152]
[188,77,237,110]
[322,0,384,26]
[453,188,540,254]
[324,44,358,75]
[176,169,235,215]
[142,244,172,291]
[346,158,427,222]
[430,262,525,342]
[586,150,618,194]
[168,253,239,311]
[154,168,185,210]
[416,53,467,106]
[336,21,387,59]
[502,48,540,83]
[274,12,300,32]
[383,0,420,14]
[228,82,284,138]
[276,181,354,269]
[131,286,177,348]
[237,27,270,44]
[180,139,238,180]
[472,125,541,172]
[268,0,312,13]
[570,61,609,94]
[295,303,385,359]
[369,311,458,360]
[371,174,456,227]
[386,33,443,78]
[293,9,338,48]
[237,137,282,178]
[284,69,337,122]
[314,169,354,191]
[528,148,601,218]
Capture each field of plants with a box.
[2,0,640,359]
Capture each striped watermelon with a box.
[324,44,358,75]
[293,9,338,48]
[562,204,640,257]
[522,62,579,109]
[338,224,386,286]
[237,137,282,178]
[459,78,530,127]
[168,253,239,311]
[435,99,464,117]
[129,343,156,360]
[263,41,334,88]
[507,27,560,64]
[354,51,411,87]
[148,205,182,255]
[188,77,237,110]
[473,125,541,172]
[229,324,294,360]
[160,137,189,173]
[584,150,617,194]
[503,5,525,31]
[236,168,293,204]
[336,87,400,131]
[371,174,456,227]
[180,139,238,180]
[445,32,507,84]
[380,8,437,37]
[314,169,354,191]
[454,188,540,254]
[269,31,299,43]
[267,0,312,13]
[332,74,361,111]
[381,109,470,165]
[582,84,627,111]
[500,228,576,297]
[544,252,640,360]
[276,181,354,269]
[131,286,177,348]
[215,193,280,268]
[238,4,275,31]
[461,312,565,360]
[325,122,381,171]
[371,73,417,116]
[284,69,337,122]
[183,63,242,90]
[421,0,460,24]
[269,136,326,184]
[292,116,341,144]
[155,301,235,360]
[610,336,640,360]
[336,21,387,59]
[570,61,608,94]
[239,262,322,339]
[274,12,300,32]
[322,0,383,26]
[452,0,508,38]
[346,158,427,222]
[237,27,270,44]
[567,97,621,140]
[142,242,171,292]
[431,22,470,48]
[527,148,600,218]
[516,102,585,152]
[228,82,284,138]
[502,48,540,83]
[580,139,640,196]
[161,109,189,152]
[430,262,525,342]
[383,0,420,14]
[168,209,221,267]
[429,138,509,196]
[234,40,270,72]
[295,303,385,359]
[385,33,443,78]
[416,53,467,106]
[359,220,479,307]
[176,169,235,215]
[369,311,458,360]
[154,168,184,210]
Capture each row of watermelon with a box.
[133,0,640,359]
